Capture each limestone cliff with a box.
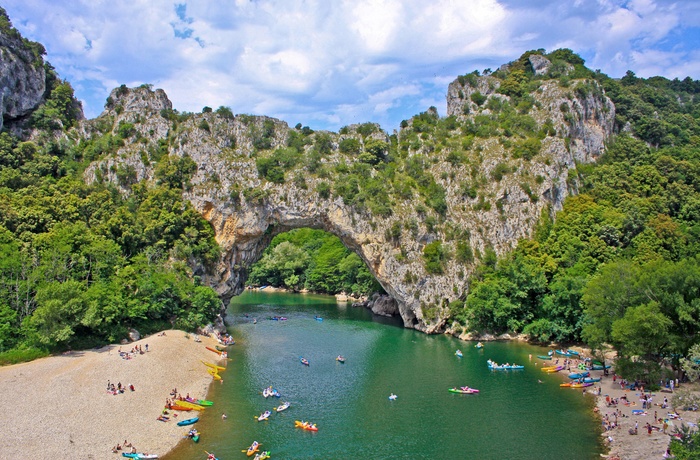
[81,55,615,334]
[0,25,46,130]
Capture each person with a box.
[222,413,227,420]
[129,384,135,391]
[145,343,148,352]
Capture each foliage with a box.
[247,228,381,296]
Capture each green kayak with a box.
[537,355,552,360]
[196,399,214,406]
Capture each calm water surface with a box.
[164,291,603,460]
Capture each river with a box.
[164,291,603,459]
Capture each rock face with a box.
[0,30,46,130]
[82,60,615,334]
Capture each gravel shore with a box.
[0,330,227,460]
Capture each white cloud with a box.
[2,0,700,131]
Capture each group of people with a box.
[117,344,148,360]
[217,332,235,345]
[106,380,135,395]
[111,439,135,453]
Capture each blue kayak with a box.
[177,416,199,426]
[568,372,590,379]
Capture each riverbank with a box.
[0,330,227,459]
[594,376,699,459]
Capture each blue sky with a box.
[4,0,700,132]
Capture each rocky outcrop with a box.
[0,30,46,130]
[81,62,615,334]
[529,54,551,76]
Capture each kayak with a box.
[187,429,200,443]
[449,387,479,394]
[315,316,323,321]
[246,441,261,457]
[570,382,593,388]
[591,364,611,370]
[170,405,194,411]
[568,372,590,379]
[174,400,205,410]
[336,355,346,363]
[455,350,463,357]
[300,357,310,366]
[176,417,199,426]
[122,454,159,459]
[202,361,226,371]
[205,346,223,355]
[542,366,564,373]
[537,355,552,360]
[487,360,523,370]
[560,382,572,387]
[257,410,272,421]
[475,342,484,349]
[254,451,271,460]
[262,387,281,398]
[567,349,580,356]
[207,368,221,380]
[555,350,574,357]
[274,401,290,412]
[295,420,319,431]
[196,399,214,406]
[583,377,601,383]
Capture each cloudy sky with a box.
[4,0,700,131]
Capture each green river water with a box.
[164,291,603,460]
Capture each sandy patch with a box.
[0,330,227,460]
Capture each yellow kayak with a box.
[175,400,206,410]
[207,368,222,380]
[202,361,226,371]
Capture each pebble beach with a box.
[0,330,227,460]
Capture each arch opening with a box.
[226,227,400,319]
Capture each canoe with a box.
[254,452,271,460]
[475,342,484,349]
[448,387,479,394]
[122,454,159,459]
[295,420,319,431]
[257,410,271,421]
[205,346,222,355]
[202,361,226,371]
[300,357,310,366]
[560,382,572,387]
[543,366,564,373]
[262,387,281,398]
[246,441,261,457]
[591,364,611,370]
[336,356,346,363]
[570,382,593,388]
[567,349,580,356]
[555,350,573,357]
[455,350,463,357]
[568,372,590,379]
[583,377,601,383]
[174,400,205,410]
[537,355,552,360]
[314,316,323,321]
[176,417,199,426]
[274,402,290,412]
[170,405,193,411]
[207,368,222,380]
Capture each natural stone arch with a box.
[83,79,614,333]
[198,203,416,328]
